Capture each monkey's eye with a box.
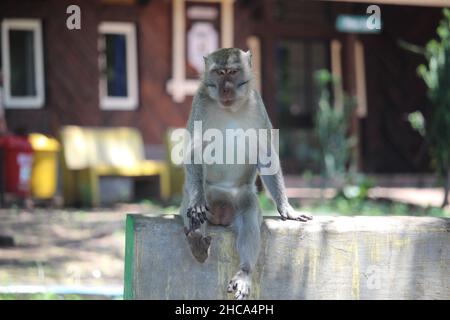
[215,69,226,76]
[228,69,238,75]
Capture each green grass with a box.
[0,293,122,300]
[0,293,83,300]
[307,197,447,217]
[142,193,449,217]
[258,193,448,217]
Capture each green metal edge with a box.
[123,214,135,300]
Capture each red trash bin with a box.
[0,135,34,198]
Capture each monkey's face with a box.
[204,49,252,109]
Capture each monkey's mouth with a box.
[220,98,235,106]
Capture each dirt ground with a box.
[0,204,162,288]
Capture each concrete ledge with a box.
[124,214,450,300]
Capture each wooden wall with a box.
[0,0,192,150]
[359,4,442,173]
[0,0,443,172]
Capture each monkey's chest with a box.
[203,115,261,170]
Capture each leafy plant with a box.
[341,174,376,201]
[313,69,356,187]
[406,9,450,207]
[306,197,447,217]
[258,193,276,212]
[407,111,426,137]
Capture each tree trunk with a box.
[442,169,449,208]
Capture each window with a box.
[1,19,45,108]
[276,40,330,127]
[98,22,138,110]
[275,39,331,174]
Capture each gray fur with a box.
[181,48,312,300]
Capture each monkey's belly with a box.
[204,164,256,226]
[205,164,254,187]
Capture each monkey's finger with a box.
[198,206,208,223]
[190,208,198,222]
[227,281,235,293]
[195,206,203,216]
[203,236,212,246]
[301,214,313,220]
[194,208,203,223]
[234,284,249,300]
[190,218,198,231]
[235,292,248,300]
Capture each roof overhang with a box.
[323,0,450,7]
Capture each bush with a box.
[406,9,450,207]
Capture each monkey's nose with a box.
[222,82,234,94]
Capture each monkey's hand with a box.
[278,204,313,222]
[186,204,209,231]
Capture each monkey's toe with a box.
[227,270,251,300]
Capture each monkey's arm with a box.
[183,92,209,231]
[259,161,312,222]
[184,161,209,230]
[182,148,211,258]
[184,161,205,206]
[255,90,312,222]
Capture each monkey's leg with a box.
[227,194,261,300]
[180,191,211,263]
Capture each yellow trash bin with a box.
[29,133,60,199]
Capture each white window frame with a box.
[98,22,139,110]
[1,19,45,109]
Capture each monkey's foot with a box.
[227,270,251,300]
[187,205,209,231]
[184,227,211,263]
[278,205,313,222]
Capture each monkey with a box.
[179,48,312,300]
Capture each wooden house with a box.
[0,0,448,176]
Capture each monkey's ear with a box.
[245,50,252,67]
[203,56,208,66]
